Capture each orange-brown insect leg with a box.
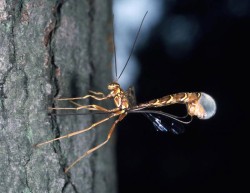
[49,104,119,112]
[35,113,120,148]
[64,113,126,173]
[54,94,110,101]
[88,90,105,98]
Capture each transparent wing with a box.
[143,113,185,135]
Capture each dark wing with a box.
[144,113,185,134]
[125,86,137,106]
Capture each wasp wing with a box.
[143,113,185,134]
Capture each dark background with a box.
[116,1,249,193]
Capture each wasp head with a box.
[108,82,120,90]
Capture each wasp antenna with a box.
[112,13,118,80]
[117,11,148,80]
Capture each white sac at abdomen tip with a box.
[198,92,217,119]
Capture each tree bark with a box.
[0,0,115,192]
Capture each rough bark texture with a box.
[0,0,115,192]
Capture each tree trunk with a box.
[0,0,115,192]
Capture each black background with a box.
[116,1,249,193]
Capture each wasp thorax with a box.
[108,82,120,90]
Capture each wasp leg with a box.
[34,112,121,148]
[48,104,119,112]
[88,90,105,98]
[54,93,111,101]
[64,113,126,173]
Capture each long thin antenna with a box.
[112,14,118,79]
[117,11,148,80]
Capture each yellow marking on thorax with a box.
[112,88,130,110]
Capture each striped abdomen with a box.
[131,92,216,120]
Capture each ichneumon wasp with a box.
[35,11,216,172]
